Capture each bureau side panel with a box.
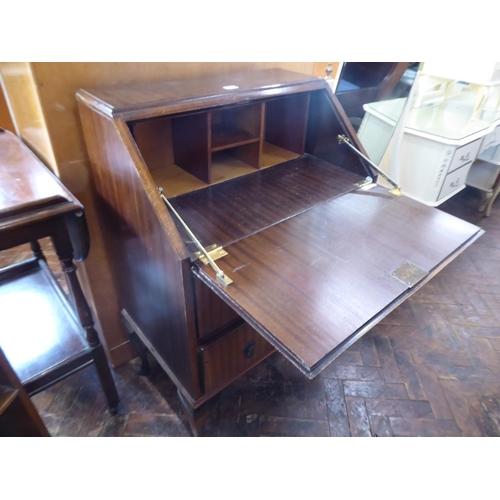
[78,104,201,399]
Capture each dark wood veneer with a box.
[0,347,49,437]
[265,93,310,154]
[194,186,482,376]
[78,106,201,400]
[79,69,325,119]
[170,155,362,249]
[77,68,483,435]
[172,113,210,183]
[200,322,274,393]
[195,278,240,340]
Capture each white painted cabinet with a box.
[359,93,500,206]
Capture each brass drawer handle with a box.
[243,341,256,359]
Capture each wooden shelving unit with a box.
[132,94,310,199]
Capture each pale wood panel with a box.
[0,63,57,172]
[150,143,301,198]
[0,85,16,133]
[28,62,314,367]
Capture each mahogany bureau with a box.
[77,69,482,435]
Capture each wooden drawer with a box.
[195,279,240,339]
[449,139,481,173]
[200,322,274,393]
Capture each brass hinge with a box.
[158,188,233,286]
[355,178,377,190]
[193,244,228,265]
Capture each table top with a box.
[364,92,500,142]
[0,130,81,224]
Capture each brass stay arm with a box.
[158,188,232,286]
[338,134,402,196]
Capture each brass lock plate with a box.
[390,261,428,288]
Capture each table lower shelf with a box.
[0,258,90,390]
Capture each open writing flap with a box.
[193,186,482,378]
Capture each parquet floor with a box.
[3,186,500,436]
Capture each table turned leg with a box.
[30,240,45,260]
[53,238,120,413]
[92,344,120,414]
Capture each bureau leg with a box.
[177,389,210,437]
[121,315,150,376]
[129,331,150,376]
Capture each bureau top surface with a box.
[0,130,78,223]
[77,69,323,117]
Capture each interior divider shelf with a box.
[132,92,311,199]
[210,126,260,152]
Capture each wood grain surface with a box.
[200,322,274,393]
[0,131,74,220]
[195,278,240,340]
[80,69,321,117]
[0,262,87,385]
[78,105,202,399]
[0,347,49,437]
[20,63,313,369]
[195,186,482,376]
[170,154,362,249]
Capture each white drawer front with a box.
[449,139,482,172]
[439,164,471,200]
[479,126,500,155]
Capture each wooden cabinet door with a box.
[193,186,482,378]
